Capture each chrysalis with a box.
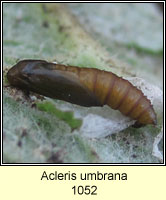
[7,59,157,126]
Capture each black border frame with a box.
[1,1,165,166]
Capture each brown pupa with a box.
[7,59,157,126]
